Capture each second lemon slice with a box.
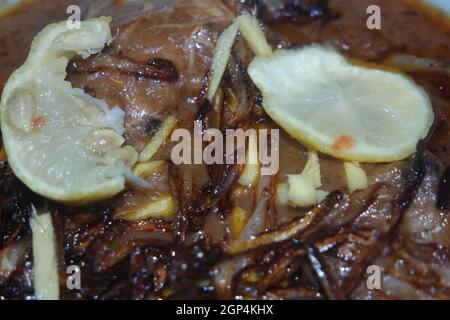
[248,46,434,163]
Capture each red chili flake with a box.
[332,135,355,150]
[32,116,46,131]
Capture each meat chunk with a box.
[351,153,450,299]
[68,0,234,149]
[300,156,424,299]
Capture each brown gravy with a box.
[0,0,449,300]
[0,0,448,161]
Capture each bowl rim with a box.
[0,0,450,13]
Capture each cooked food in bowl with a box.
[0,0,449,300]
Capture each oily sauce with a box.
[0,0,448,160]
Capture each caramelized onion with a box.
[230,192,341,255]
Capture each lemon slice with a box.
[0,17,140,204]
[248,46,434,163]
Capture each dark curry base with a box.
[0,0,449,300]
